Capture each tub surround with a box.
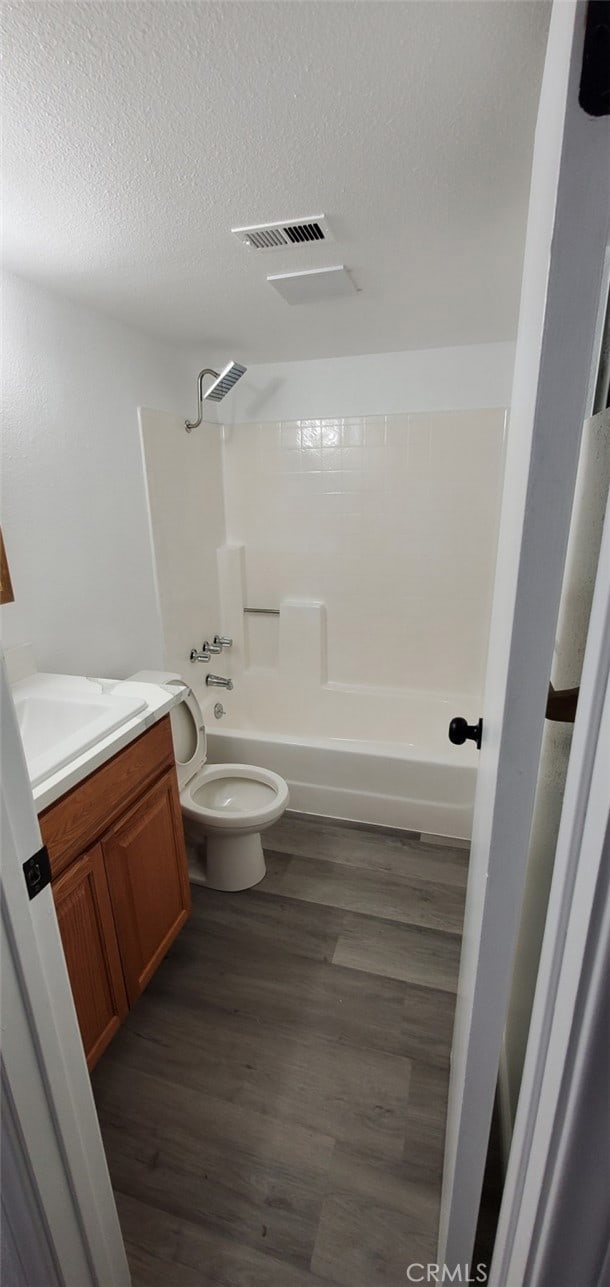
[141,407,503,840]
[280,599,327,683]
[221,411,506,696]
[141,405,505,698]
[139,405,226,681]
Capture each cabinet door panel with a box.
[41,716,174,880]
[103,770,191,1004]
[53,844,128,1069]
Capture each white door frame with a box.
[0,657,130,1286]
[490,492,610,1283]
[439,0,610,1269]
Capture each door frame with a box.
[439,0,610,1270]
[490,490,610,1283]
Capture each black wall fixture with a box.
[579,1,610,117]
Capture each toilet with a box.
[130,671,289,891]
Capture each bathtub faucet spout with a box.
[205,674,233,691]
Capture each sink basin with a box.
[13,673,147,787]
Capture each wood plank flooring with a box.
[92,815,469,1286]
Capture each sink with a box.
[13,673,147,787]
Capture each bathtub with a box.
[197,672,477,840]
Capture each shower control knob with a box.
[448,716,483,751]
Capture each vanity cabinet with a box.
[40,716,191,1069]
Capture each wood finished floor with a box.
[92,815,468,1286]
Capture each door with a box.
[0,657,130,1286]
[52,843,128,1069]
[439,0,610,1270]
[491,494,610,1283]
[103,769,191,1003]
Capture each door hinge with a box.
[579,1,610,117]
[23,845,51,900]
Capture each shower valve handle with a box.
[190,648,212,663]
[448,716,483,751]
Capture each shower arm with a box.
[185,369,219,433]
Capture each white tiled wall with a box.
[222,411,506,697]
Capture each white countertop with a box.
[12,673,183,814]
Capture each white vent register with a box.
[232,215,333,251]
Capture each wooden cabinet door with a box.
[52,844,128,1070]
[102,769,191,1005]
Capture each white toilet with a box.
[130,671,288,891]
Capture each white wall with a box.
[222,408,506,698]
[1,272,193,677]
[139,409,225,677]
[217,342,515,425]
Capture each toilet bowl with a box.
[129,671,288,891]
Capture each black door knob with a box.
[449,716,483,750]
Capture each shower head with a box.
[185,360,247,432]
[204,360,247,403]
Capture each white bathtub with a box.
[197,672,478,840]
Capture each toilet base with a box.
[188,830,267,892]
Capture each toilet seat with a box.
[182,763,289,833]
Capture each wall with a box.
[217,342,515,425]
[139,409,225,677]
[222,408,506,698]
[1,271,193,677]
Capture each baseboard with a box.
[284,808,421,839]
[420,831,470,850]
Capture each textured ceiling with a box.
[2,1,550,364]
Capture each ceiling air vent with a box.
[232,215,333,251]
